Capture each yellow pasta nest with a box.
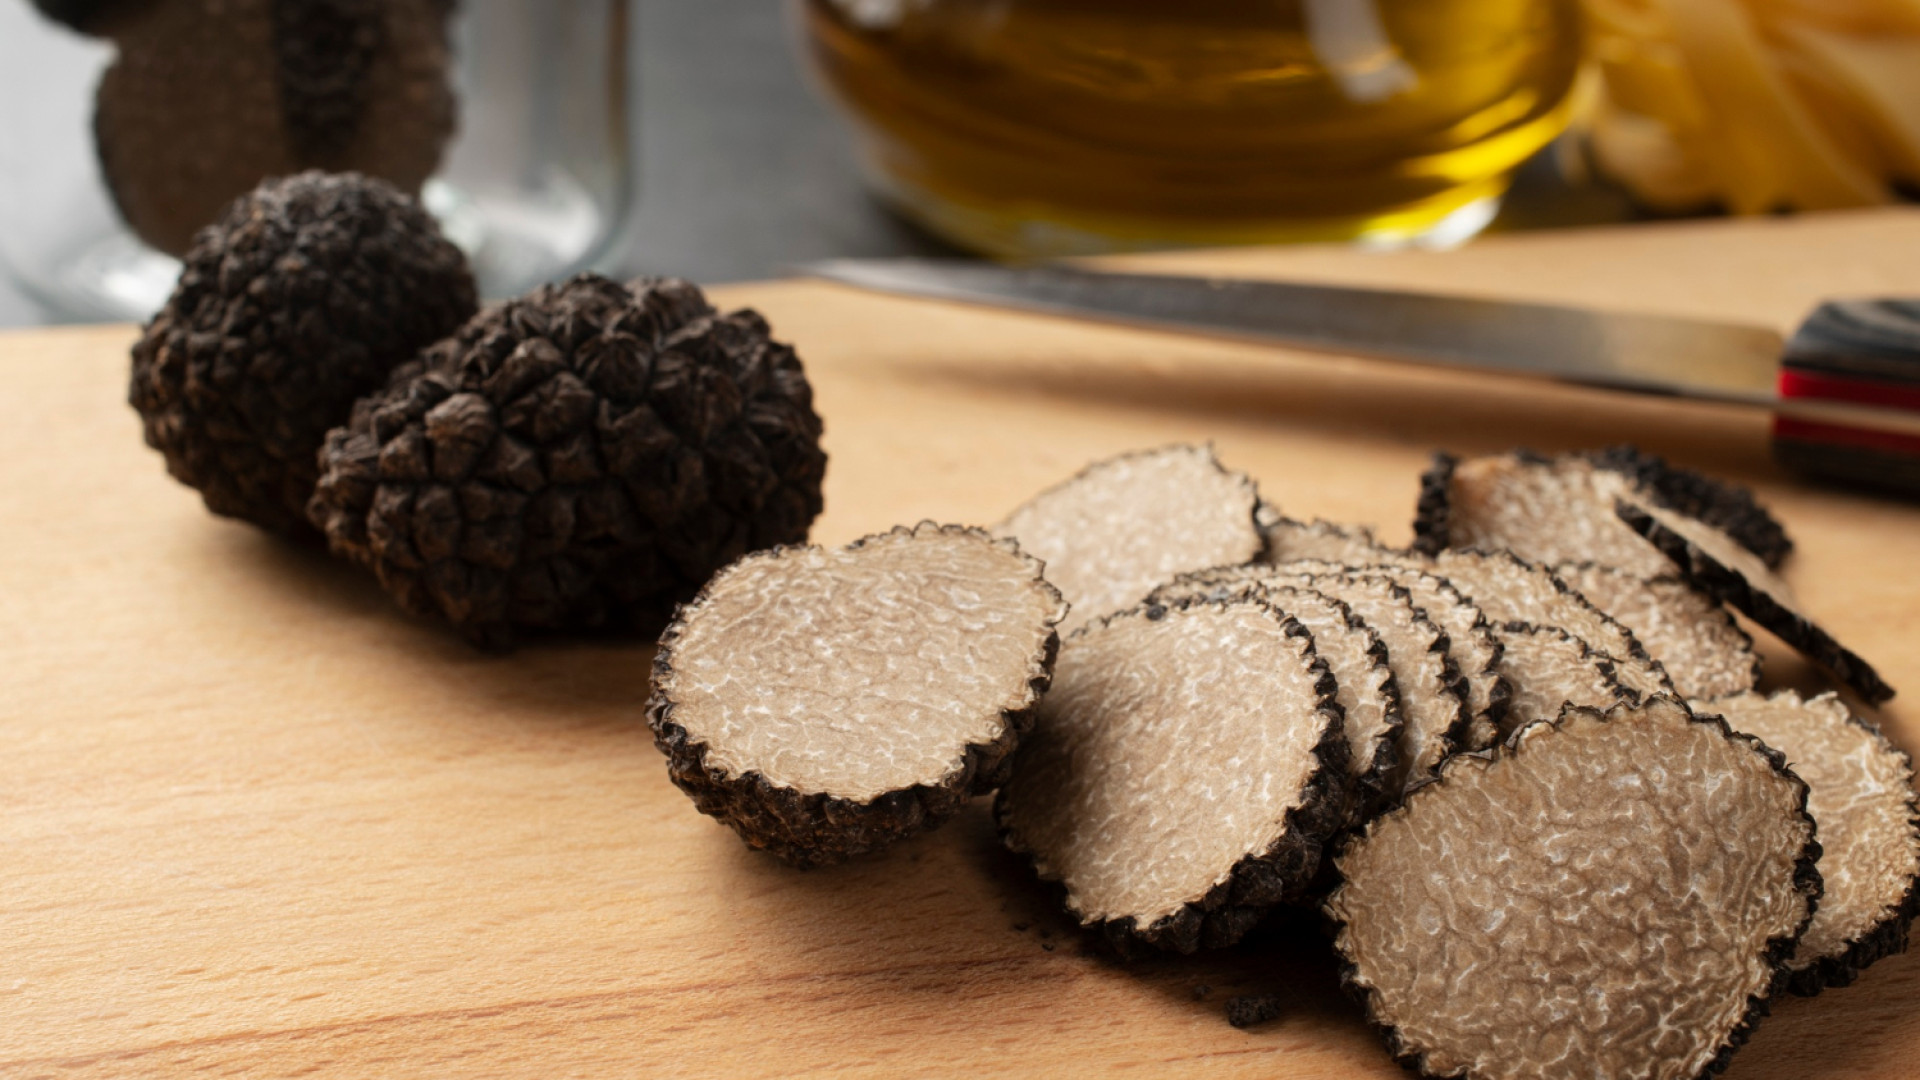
[1584,0,1920,212]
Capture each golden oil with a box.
[799,0,1584,257]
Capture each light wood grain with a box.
[4,210,1919,1079]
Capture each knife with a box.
[801,258,1920,498]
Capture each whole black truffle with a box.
[130,171,478,536]
[306,273,829,649]
[93,0,458,256]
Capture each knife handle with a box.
[1772,299,1920,497]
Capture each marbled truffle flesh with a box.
[1162,565,1464,797]
[1328,697,1820,1080]
[1343,563,1507,751]
[650,523,1066,868]
[1555,561,1760,700]
[1495,624,1630,740]
[1620,495,1894,704]
[1259,514,1394,567]
[1701,690,1920,994]
[1423,549,1674,700]
[1417,451,1675,577]
[992,445,1262,633]
[997,598,1346,954]
[1148,579,1405,822]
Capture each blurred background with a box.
[2,0,1914,328]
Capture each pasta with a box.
[1583,0,1920,211]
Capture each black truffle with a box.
[93,0,458,256]
[26,0,144,33]
[307,272,828,649]
[130,171,477,536]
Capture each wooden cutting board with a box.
[5,209,1919,1079]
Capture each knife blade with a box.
[801,258,1920,496]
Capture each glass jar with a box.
[798,0,1584,257]
[0,0,633,322]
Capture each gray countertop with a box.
[0,0,1628,329]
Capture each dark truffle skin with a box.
[1618,499,1894,705]
[130,171,477,537]
[308,273,828,649]
[26,0,146,33]
[94,0,458,256]
[1585,445,1793,569]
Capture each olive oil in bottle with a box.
[800,0,1584,256]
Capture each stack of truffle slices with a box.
[652,442,1914,1080]
[130,171,829,650]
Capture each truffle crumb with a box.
[129,171,476,536]
[1226,995,1286,1029]
[650,523,1065,867]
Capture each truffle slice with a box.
[992,445,1262,633]
[1413,450,1673,577]
[1414,448,1792,573]
[130,171,476,536]
[1423,549,1674,701]
[1555,561,1761,700]
[309,273,828,649]
[1259,514,1395,566]
[997,597,1347,953]
[1260,587,1405,821]
[1618,497,1895,704]
[650,523,1066,868]
[1586,445,1793,569]
[1345,563,1508,751]
[1152,580,1405,821]
[1164,566,1466,796]
[1698,691,1920,995]
[1494,625,1630,740]
[1327,697,1821,1080]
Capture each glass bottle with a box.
[0,0,634,322]
[797,0,1584,257]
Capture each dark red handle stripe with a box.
[1773,415,1920,458]
[1778,369,1920,412]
